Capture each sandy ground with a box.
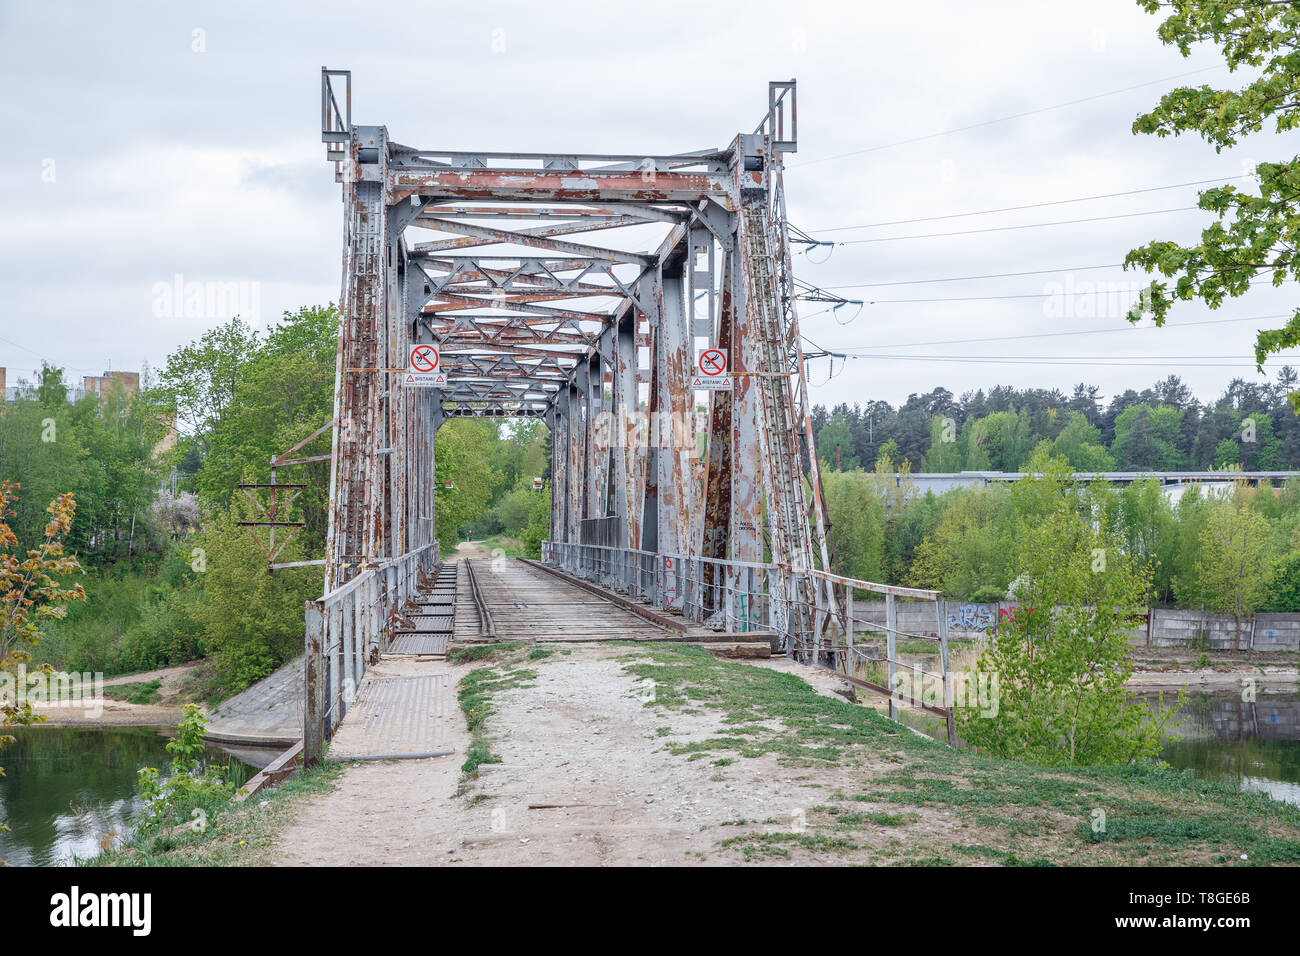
[28,663,200,727]
[1127,668,1297,691]
[268,645,966,866]
[456,540,496,559]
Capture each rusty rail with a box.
[462,558,497,638]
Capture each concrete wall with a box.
[1250,614,1300,652]
[1149,609,1249,650]
[849,600,1300,651]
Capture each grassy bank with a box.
[619,643,1300,865]
[452,642,539,786]
[85,762,341,867]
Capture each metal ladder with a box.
[740,197,817,641]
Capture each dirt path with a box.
[268,645,963,866]
[456,540,495,560]
[31,662,201,727]
[100,662,197,693]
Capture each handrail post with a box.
[844,584,854,679]
[304,599,325,767]
[938,598,955,746]
[886,592,898,721]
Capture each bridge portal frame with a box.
[318,70,834,615]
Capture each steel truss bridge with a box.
[301,70,958,763]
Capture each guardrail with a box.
[303,542,440,765]
[542,539,954,745]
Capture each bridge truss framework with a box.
[303,71,963,761]
[318,69,835,605]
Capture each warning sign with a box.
[405,343,446,387]
[692,348,732,391]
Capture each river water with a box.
[0,726,256,866]
[1146,690,1300,806]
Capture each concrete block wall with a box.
[1149,609,1252,650]
[847,599,1299,651]
[1250,614,1300,652]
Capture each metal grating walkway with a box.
[387,631,449,656]
[331,673,451,760]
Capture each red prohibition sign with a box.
[699,349,726,376]
[410,345,439,372]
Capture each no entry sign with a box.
[692,348,732,391]
[405,343,446,387]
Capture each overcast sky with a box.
[1,0,1296,409]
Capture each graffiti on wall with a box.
[947,603,996,631]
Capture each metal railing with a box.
[542,540,955,745]
[303,542,440,764]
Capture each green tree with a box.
[151,307,337,544]
[1263,550,1300,611]
[1111,404,1185,469]
[519,483,552,558]
[0,388,88,551]
[957,465,1179,765]
[1117,477,1180,603]
[816,411,859,471]
[920,415,964,472]
[433,420,500,552]
[1126,1,1300,405]
[970,410,1032,471]
[907,486,1007,597]
[1192,499,1274,648]
[823,472,886,582]
[1052,411,1117,471]
[150,317,261,457]
[187,508,322,692]
[1,483,86,795]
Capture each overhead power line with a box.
[823,263,1125,289]
[810,175,1250,233]
[815,312,1294,353]
[794,65,1222,168]
[806,276,1274,306]
[847,355,1295,369]
[825,205,1199,246]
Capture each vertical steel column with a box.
[702,247,735,601]
[587,351,604,521]
[547,403,562,546]
[304,600,324,766]
[566,379,583,552]
[325,125,391,590]
[658,270,691,561]
[612,313,636,549]
[728,233,762,564]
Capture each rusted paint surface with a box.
[615,314,640,550]
[389,168,729,206]
[320,77,819,651]
[729,211,763,565]
[701,252,735,581]
[658,271,691,557]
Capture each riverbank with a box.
[29,662,203,728]
[1126,646,1298,690]
[103,642,1300,866]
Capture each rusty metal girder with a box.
[389,167,732,207]
[319,70,831,651]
